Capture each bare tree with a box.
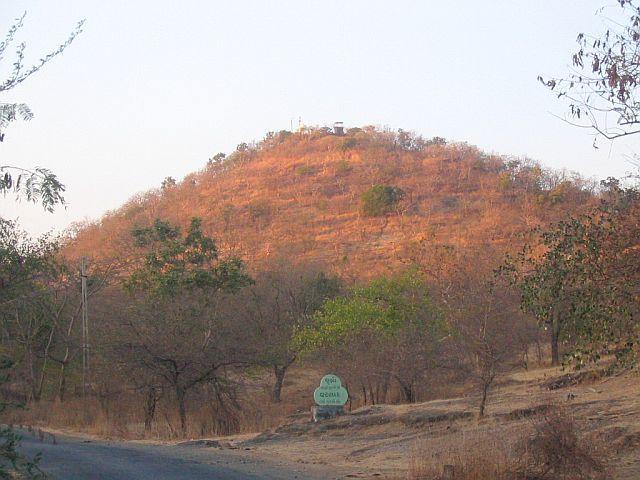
[437,249,527,416]
[539,1,640,144]
[238,260,340,403]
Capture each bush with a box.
[334,159,352,176]
[407,407,609,480]
[360,185,405,217]
[296,165,315,176]
[523,408,608,479]
[247,199,271,222]
[440,196,459,211]
[340,138,357,151]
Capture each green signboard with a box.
[314,374,349,406]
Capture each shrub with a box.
[360,185,405,217]
[340,138,357,151]
[523,408,608,479]
[425,136,447,147]
[220,204,235,228]
[296,165,315,176]
[407,407,609,480]
[497,172,513,191]
[334,159,352,176]
[440,196,459,211]
[247,199,271,222]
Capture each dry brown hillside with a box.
[68,126,597,276]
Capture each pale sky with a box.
[1,0,637,235]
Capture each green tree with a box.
[360,185,405,217]
[0,220,62,479]
[504,180,640,366]
[297,270,445,404]
[121,218,252,435]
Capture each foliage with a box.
[125,217,251,297]
[0,357,46,479]
[161,176,176,189]
[297,271,434,350]
[120,218,252,434]
[360,184,405,217]
[208,152,226,166]
[340,138,357,151]
[295,165,314,176]
[0,103,33,132]
[0,11,84,210]
[425,136,447,147]
[334,159,352,175]
[396,129,425,151]
[296,270,445,403]
[539,1,640,142]
[503,180,640,367]
[0,219,60,305]
[247,199,271,222]
[522,408,608,479]
[0,167,65,212]
[237,261,341,402]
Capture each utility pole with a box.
[81,257,89,396]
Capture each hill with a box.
[68,126,597,277]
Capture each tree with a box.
[360,185,405,217]
[0,220,62,400]
[120,218,252,435]
[161,176,176,189]
[0,358,46,479]
[539,1,640,143]
[0,221,62,478]
[296,270,445,405]
[239,261,340,402]
[439,250,526,416]
[208,152,226,166]
[504,179,640,367]
[0,11,84,210]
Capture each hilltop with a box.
[68,126,596,277]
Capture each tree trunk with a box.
[399,381,415,403]
[550,310,560,366]
[272,365,287,403]
[144,387,159,432]
[57,361,68,402]
[26,347,39,402]
[176,387,187,437]
[381,373,390,404]
[37,327,56,401]
[479,381,489,417]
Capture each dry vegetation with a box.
[66,126,595,278]
[4,127,637,480]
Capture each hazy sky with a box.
[1,0,637,235]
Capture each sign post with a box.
[312,374,349,422]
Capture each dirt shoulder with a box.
[202,366,640,479]
[25,366,640,479]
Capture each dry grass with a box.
[408,432,517,480]
[65,128,595,281]
[8,366,319,441]
[407,407,610,480]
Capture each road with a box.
[17,431,322,480]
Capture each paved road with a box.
[17,431,317,480]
